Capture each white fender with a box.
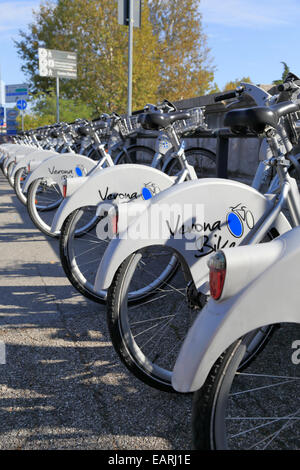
[4,145,40,172]
[22,153,97,192]
[94,178,291,292]
[172,226,300,392]
[9,149,59,178]
[5,144,32,157]
[50,164,175,233]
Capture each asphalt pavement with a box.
[0,171,192,450]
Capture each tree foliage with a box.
[16,90,95,130]
[223,76,252,91]
[272,62,290,85]
[15,0,216,116]
[148,0,216,100]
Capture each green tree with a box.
[272,62,290,85]
[223,76,252,91]
[15,0,161,114]
[16,90,95,130]
[15,0,216,114]
[149,0,216,101]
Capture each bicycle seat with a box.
[77,125,92,137]
[50,129,61,138]
[224,101,299,135]
[138,110,191,130]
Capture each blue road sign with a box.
[0,120,3,126]
[6,120,17,129]
[0,107,4,119]
[6,129,17,136]
[16,99,27,110]
[6,109,19,120]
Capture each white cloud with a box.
[200,0,300,28]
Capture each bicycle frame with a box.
[93,105,300,293]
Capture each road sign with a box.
[6,129,17,136]
[38,48,77,79]
[6,120,17,129]
[5,84,28,103]
[0,107,4,119]
[0,120,3,126]
[118,0,141,27]
[16,99,27,110]
[6,109,19,120]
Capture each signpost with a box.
[5,84,28,103]
[118,0,141,27]
[118,0,141,115]
[6,109,19,120]
[16,99,27,131]
[5,86,27,132]
[16,99,27,110]
[6,108,19,135]
[38,48,77,123]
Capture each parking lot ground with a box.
[0,172,192,450]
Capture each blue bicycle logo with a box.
[226,203,254,238]
[141,182,160,200]
[75,165,85,177]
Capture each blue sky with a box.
[200,0,300,88]
[1,0,300,105]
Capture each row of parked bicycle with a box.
[1,73,300,450]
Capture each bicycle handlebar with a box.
[214,91,237,102]
[277,80,300,92]
[214,86,245,103]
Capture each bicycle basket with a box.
[96,125,112,141]
[117,115,142,138]
[173,107,208,136]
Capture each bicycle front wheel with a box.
[60,206,107,303]
[7,161,15,187]
[107,246,198,392]
[163,148,216,178]
[14,166,28,205]
[114,145,155,165]
[192,323,300,450]
[27,178,63,237]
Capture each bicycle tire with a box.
[27,178,63,237]
[59,206,106,303]
[7,161,15,187]
[114,145,155,165]
[192,323,300,450]
[107,247,190,392]
[14,167,28,205]
[164,148,216,178]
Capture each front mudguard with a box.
[9,149,59,179]
[172,226,300,392]
[50,164,175,233]
[94,178,291,292]
[4,146,40,172]
[22,153,97,192]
